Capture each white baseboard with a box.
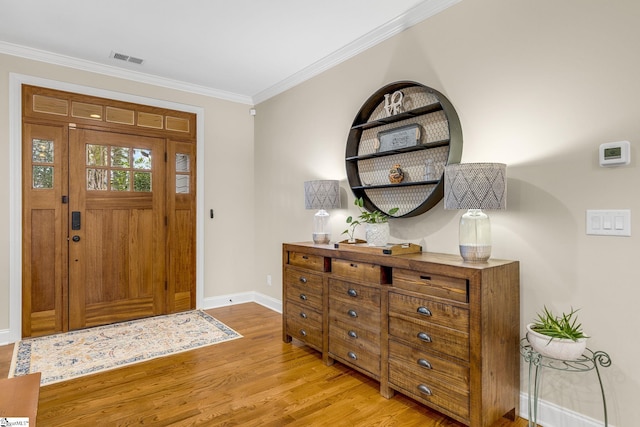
[0,329,11,346]
[519,391,612,427]
[202,291,282,313]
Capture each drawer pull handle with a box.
[417,384,432,396]
[348,309,358,318]
[299,294,308,301]
[300,312,307,319]
[420,275,431,281]
[350,263,358,268]
[347,289,358,297]
[418,358,432,369]
[417,306,432,316]
[417,332,432,342]
[300,329,307,337]
[348,330,358,338]
[348,351,358,360]
[302,255,309,260]
[299,277,308,284]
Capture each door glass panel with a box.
[33,166,54,189]
[176,153,190,172]
[87,169,108,190]
[133,149,152,170]
[111,170,130,191]
[111,146,130,168]
[134,172,152,192]
[87,144,108,166]
[32,139,54,163]
[176,175,190,194]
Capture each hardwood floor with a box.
[0,303,531,426]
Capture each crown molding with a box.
[251,0,462,104]
[0,41,254,105]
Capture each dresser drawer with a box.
[393,268,468,303]
[285,268,323,310]
[288,251,328,272]
[286,300,322,326]
[286,315,323,349]
[329,335,380,376]
[389,363,469,420]
[329,279,380,307]
[388,316,469,361]
[388,292,469,332]
[329,316,380,349]
[332,258,385,283]
[329,298,380,333]
[388,339,469,391]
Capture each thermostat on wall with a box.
[599,140,630,166]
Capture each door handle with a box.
[72,211,81,230]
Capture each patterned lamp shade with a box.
[304,180,341,245]
[444,163,507,210]
[304,180,341,210]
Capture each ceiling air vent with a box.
[110,51,144,65]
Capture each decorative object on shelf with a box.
[388,164,404,184]
[304,180,341,244]
[377,124,421,153]
[526,306,588,360]
[383,90,404,116]
[444,162,506,262]
[425,158,436,181]
[345,81,463,218]
[342,197,398,246]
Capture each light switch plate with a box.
[586,209,631,236]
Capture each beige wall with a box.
[254,0,639,424]
[0,54,256,330]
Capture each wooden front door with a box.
[68,128,166,329]
[21,85,197,337]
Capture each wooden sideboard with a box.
[282,242,520,427]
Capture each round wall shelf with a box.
[345,81,463,217]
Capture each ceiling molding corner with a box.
[252,0,462,104]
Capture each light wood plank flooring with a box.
[0,303,531,426]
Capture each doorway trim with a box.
[7,73,205,343]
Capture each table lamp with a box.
[304,180,341,244]
[444,163,506,262]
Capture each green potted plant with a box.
[342,197,399,246]
[526,306,589,360]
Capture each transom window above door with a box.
[86,144,152,192]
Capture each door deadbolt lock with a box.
[72,235,80,242]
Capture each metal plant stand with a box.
[520,339,612,427]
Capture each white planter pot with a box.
[365,222,389,247]
[526,323,587,360]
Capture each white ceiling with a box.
[0,0,460,105]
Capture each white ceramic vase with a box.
[526,324,587,360]
[365,222,389,247]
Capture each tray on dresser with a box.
[333,242,422,255]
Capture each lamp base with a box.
[459,244,491,263]
[459,209,492,263]
[312,232,331,245]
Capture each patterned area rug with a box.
[9,310,242,385]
